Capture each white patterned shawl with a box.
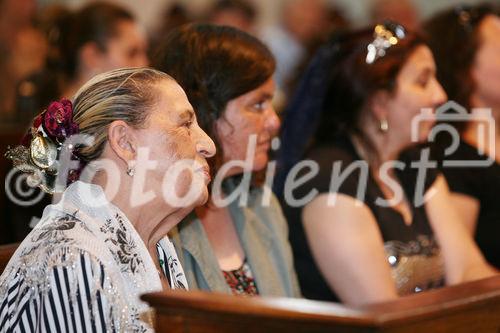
[0,181,188,332]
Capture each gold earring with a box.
[380,119,389,132]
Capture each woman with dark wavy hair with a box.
[153,24,300,297]
[278,22,496,305]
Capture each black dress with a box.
[281,135,445,302]
[435,138,500,269]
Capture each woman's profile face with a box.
[134,80,215,208]
[215,77,280,176]
[100,20,149,71]
[471,15,500,108]
[384,45,447,148]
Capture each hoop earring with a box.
[380,119,389,132]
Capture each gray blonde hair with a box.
[72,67,174,161]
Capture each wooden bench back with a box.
[142,275,500,333]
[0,243,19,275]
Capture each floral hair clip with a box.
[5,99,82,194]
[366,21,406,64]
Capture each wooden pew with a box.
[142,275,500,333]
[0,242,19,274]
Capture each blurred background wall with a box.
[39,0,500,34]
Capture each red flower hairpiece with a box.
[12,98,83,194]
[43,99,79,142]
[21,99,79,147]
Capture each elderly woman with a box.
[278,23,496,305]
[424,4,500,269]
[0,68,215,331]
[153,24,300,297]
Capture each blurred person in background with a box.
[5,1,149,244]
[206,0,258,35]
[0,0,47,121]
[58,2,149,98]
[150,2,192,54]
[284,5,350,100]
[424,3,500,269]
[260,0,331,99]
[16,1,149,120]
[371,0,420,31]
[61,2,149,97]
[15,4,71,122]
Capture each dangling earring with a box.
[380,118,389,132]
[126,167,135,177]
[126,162,135,177]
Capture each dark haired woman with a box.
[153,24,300,297]
[424,4,500,269]
[278,23,496,305]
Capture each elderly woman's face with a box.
[215,77,280,177]
[134,80,215,208]
[471,15,500,108]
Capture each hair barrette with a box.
[366,21,406,64]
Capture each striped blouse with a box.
[0,246,179,333]
[0,181,188,332]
